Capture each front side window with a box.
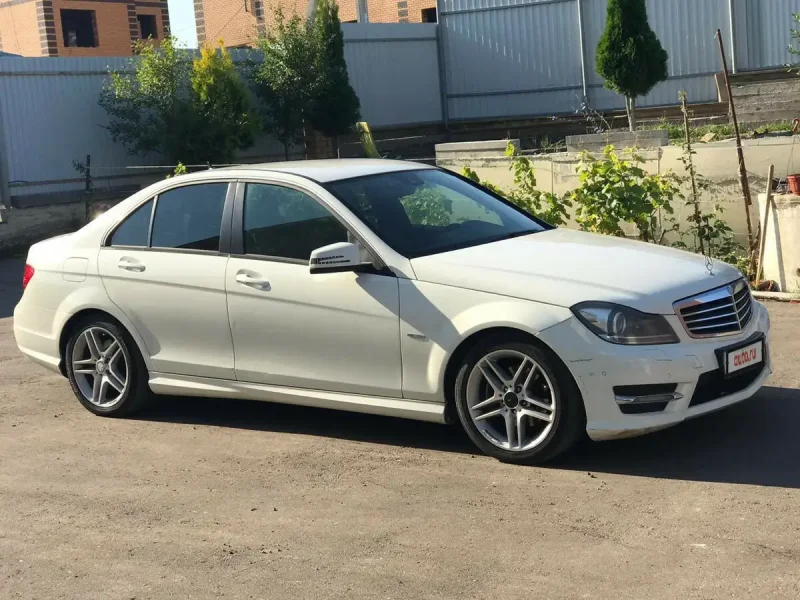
[110,199,153,247]
[243,184,348,261]
[151,183,228,252]
[326,169,547,258]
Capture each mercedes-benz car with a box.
[13,160,771,464]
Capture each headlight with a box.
[571,302,679,345]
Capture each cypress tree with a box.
[596,0,668,132]
[309,0,361,155]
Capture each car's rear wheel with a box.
[454,336,585,464]
[65,318,151,416]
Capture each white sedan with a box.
[13,160,771,464]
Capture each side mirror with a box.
[310,242,368,274]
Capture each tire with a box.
[64,316,152,417]
[454,334,585,465]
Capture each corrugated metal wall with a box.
[439,0,800,121]
[342,23,442,128]
[738,0,800,71]
[0,26,442,204]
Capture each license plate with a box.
[725,340,764,375]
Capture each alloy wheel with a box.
[466,349,556,452]
[71,326,129,408]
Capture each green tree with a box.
[596,0,668,132]
[251,10,317,160]
[99,37,259,165]
[308,0,361,155]
[189,43,261,164]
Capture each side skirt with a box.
[148,373,447,424]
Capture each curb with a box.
[752,291,800,303]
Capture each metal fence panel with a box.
[342,23,442,127]
[739,0,800,70]
[0,26,441,203]
[440,0,753,121]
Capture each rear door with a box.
[97,182,236,380]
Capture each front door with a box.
[225,182,402,397]
[98,182,235,380]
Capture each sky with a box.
[167,0,199,48]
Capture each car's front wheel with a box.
[65,318,151,416]
[454,336,585,464]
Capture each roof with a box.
[229,159,435,183]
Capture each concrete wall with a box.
[437,136,800,247]
[758,193,800,293]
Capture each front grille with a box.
[689,363,765,407]
[675,279,753,338]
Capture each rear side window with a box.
[110,199,153,247]
[243,183,348,260]
[151,183,228,252]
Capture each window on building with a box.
[61,10,97,48]
[421,7,437,22]
[151,184,229,252]
[137,15,158,40]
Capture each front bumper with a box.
[537,300,772,441]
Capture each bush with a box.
[570,146,679,243]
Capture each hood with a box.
[410,229,742,314]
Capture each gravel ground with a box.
[1,258,799,599]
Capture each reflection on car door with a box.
[225,182,402,397]
[97,182,236,380]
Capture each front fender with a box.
[399,280,572,402]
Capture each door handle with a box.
[118,257,145,272]
[236,272,270,289]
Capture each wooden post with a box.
[715,29,755,273]
[756,164,775,284]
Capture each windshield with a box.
[325,169,549,258]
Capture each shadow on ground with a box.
[140,385,800,488]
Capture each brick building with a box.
[195,0,436,48]
[0,0,170,57]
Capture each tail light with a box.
[22,264,35,290]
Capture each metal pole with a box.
[716,29,755,267]
[435,0,450,131]
[576,0,589,103]
[728,0,737,74]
